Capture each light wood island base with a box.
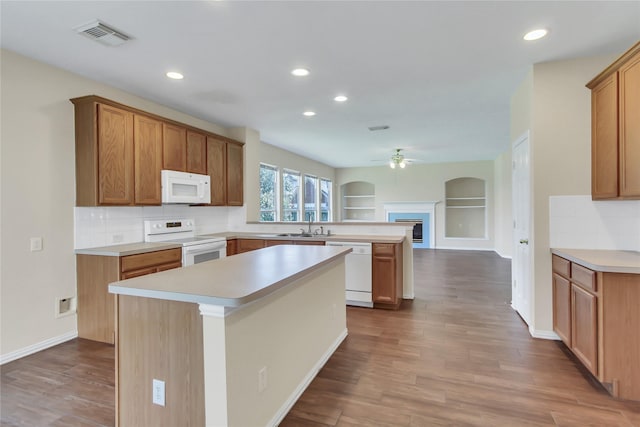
[111,245,349,427]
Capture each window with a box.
[259,164,278,222]
[282,169,301,221]
[304,175,318,221]
[320,178,332,222]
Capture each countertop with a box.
[551,248,640,274]
[203,231,405,244]
[109,245,352,307]
[75,242,182,257]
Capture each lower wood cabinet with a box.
[236,239,266,254]
[226,239,238,256]
[233,238,326,254]
[76,248,181,344]
[552,254,640,401]
[372,242,403,309]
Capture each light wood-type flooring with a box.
[2,249,640,426]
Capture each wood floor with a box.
[2,249,640,426]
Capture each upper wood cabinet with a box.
[134,115,163,204]
[587,41,640,200]
[187,131,207,174]
[72,99,134,206]
[206,137,244,206]
[227,141,244,206]
[207,136,227,205]
[71,95,244,206]
[162,123,187,172]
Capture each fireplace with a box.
[384,202,437,249]
[394,219,423,243]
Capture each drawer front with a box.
[552,255,571,278]
[571,263,597,292]
[237,239,265,253]
[372,243,395,256]
[121,248,182,273]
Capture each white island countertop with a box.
[108,245,352,307]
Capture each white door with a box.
[512,131,532,326]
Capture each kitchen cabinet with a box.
[207,136,227,205]
[226,239,238,256]
[552,254,640,400]
[77,248,181,344]
[266,240,294,246]
[227,141,244,206]
[372,242,403,309]
[587,41,640,199]
[134,115,163,204]
[71,95,244,206]
[236,239,266,254]
[186,131,207,174]
[296,240,325,246]
[163,123,187,172]
[73,99,134,206]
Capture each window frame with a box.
[319,177,332,222]
[281,169,302,222]
[259,163,279,222]
[303,174,319,222]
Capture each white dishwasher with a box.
[326,241,372,308]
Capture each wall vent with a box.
[75,20,130,46]
[368,125,390,131]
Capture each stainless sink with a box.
[277,233,314,238]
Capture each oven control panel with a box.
[145,219,195,236]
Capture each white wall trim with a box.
[434,246,496,252]
[269,328,348,427]
[529,328,561,340]
[1,331,78,365]
[494,249,513,259]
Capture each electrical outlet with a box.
[30,237,43,252]
[152,379,165,406]
[258,367,268,393]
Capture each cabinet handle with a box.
[519,239,529,245]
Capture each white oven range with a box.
[144,219,226,266]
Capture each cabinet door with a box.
[295,241,325,246]
[591,74,619,199]
[618,53,640,197]
[571,284,598,376]
[97,104,134,205]
[207,137,227,205]
[186,131,207,174]
[553,273,571,346]
[372,255,396,304]
[163,123,187,171]
[226,239,237,256]
[237,239,265,253]
[227,141,244,206]
[134,115,162,205]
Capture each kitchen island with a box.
[109,244,351,427]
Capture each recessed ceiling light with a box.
[303,111,316,117]
[166,71,184,80]
[523,29,548,41]
[334,95,348,102]
[291,68,310,77]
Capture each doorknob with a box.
[519,239,529,244]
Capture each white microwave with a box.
[161,170,211,204]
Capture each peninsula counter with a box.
[109,245,351,427]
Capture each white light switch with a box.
[30,237,43,252]
[152,379,165,406]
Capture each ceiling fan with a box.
[371,148,423,168]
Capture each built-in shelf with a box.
[341,181,375,221]
[445,177,486,238]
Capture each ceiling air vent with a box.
[75,20,130,46]
[368,125,390,131]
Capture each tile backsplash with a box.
[549,195,640,251]
[74,205,233,249]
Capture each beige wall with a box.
[0,49,235,359]
[512,54,617,335]
[336,161,495,250]
[493,150,512,258]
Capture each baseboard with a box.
[434,246,496,252]
[1,331,78,365]
[269,328,348,427]
[529,327,561,340]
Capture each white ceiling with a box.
[1,1,639,168]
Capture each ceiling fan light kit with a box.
[389,149,407,169]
